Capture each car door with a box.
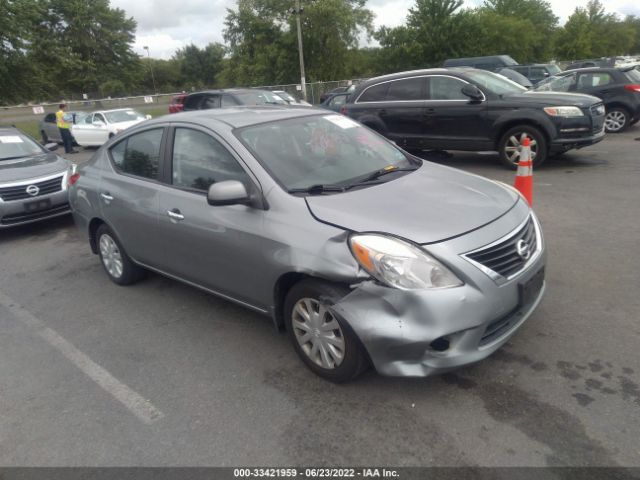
[99,127,166,265]
[91,113,110,145]
[43,114,60,142]
[574,71,617,104]
[376,77,427,148]
[71,114,97,146]
[153,125,267,306]
[422,75,489,150]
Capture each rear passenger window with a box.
[386,78,424,101]
[221,95,239,107]
[183,95,202,109]
[110,128,163,180]
[201,95,221,109]
[357,83,389,102]
[172,128,247,191]
[577,73,614,88]
[428,77,468,100]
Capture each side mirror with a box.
[145,114,152,120]
[207,180,250,206]
[45,143,59,152]
[461,84,484,101]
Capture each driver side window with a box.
[172,128,248,191]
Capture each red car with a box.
[169,94,187,114]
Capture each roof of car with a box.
[0,126,20,134]
[156,106,323,129]
[357,67,478,87]
[186,88,273,96]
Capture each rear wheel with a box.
[498,125,547,170]
[284,279,368,382]
[605,108,630,133]
[96,224,144,286]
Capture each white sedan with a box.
[72,109,151,146]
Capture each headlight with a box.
[543,106,583,117]
[349,234,463,290]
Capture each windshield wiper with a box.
[349,165,419,186]
[288,184,346,195]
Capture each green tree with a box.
[174,43,226,88]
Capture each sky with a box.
[110,0,640,59]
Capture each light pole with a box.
[288,0,307,101]
[143,46,157,95]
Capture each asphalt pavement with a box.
[0,128,639,466]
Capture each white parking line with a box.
[0,291,164,425]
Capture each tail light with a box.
[624,84,640,93]
[68,172,80,186]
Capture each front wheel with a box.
[604,108,630,133]
[498,125,547,170]
[96,224,144,286]
[284,279,368,382]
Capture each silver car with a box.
[69,107,546,382]
[39,111,86,144]
[0,127,72,228]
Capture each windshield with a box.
[624,68,640,83]
[547,64,561,75]
[104,109,146,123]
[275,91,296,103]
[464,69,527,95]
[0,132,45,160]
[237,114,414,191]
[535,73,575,92]
[234,91,287,106]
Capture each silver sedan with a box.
[69,107,546,382]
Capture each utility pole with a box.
[143,46,157,95]
[291,0,307,101]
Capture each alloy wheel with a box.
[291,298,345,369]
[99,234,124,279]
[504,132,538,165]
[605,111,626,132]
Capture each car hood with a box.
[0,153,69,183]
[506,91,600,107]
[305,162,518,244]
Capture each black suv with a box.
[341,68,606,169]
[535,67,640,133]
[182,89,287,111]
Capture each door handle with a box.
[100,192,114,203]
[167,209,185,222]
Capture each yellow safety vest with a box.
[56,110,70,129]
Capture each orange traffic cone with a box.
[514,137,533,206]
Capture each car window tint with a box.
[386,78,424,101]
[428,76,468,100]
[329,94,348,106]
[172,128,247,191]
[577,72,613,88]
[530,67,548,80]
[110,128,162,180]
[45,114,56,123]
[183,95,202,109]
[545,73,576,92]
[202,95,221,109]
[357,83,389,102]
[95,113,106,123]
[221,95,238,107]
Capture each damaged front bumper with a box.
[331,207,546,377]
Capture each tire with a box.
[284,279,368,382]
[498,125,547,170]
[41,130,48,144]
[95,224,144,286]
[605,107,630,133]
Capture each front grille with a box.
[0,175,64,202]
[0,202,70,226]
[465,216,538,278]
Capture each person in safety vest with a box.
[56,103,77,154]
